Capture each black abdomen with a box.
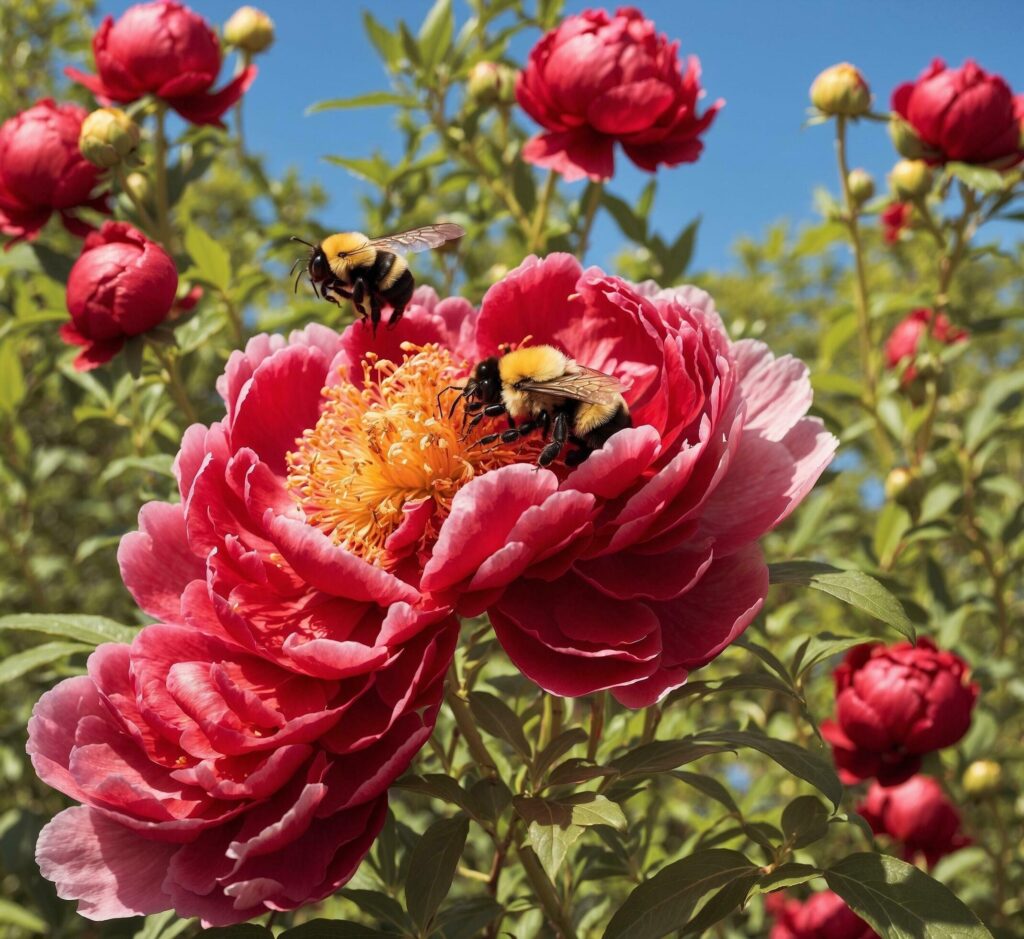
[580,403,631,448]
[380,266,415,310]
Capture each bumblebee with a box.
[293,222,465,333]
[446,345,631,467]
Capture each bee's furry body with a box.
[317,232,414,327]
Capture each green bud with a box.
[224,6,274,53]
[884,467,914,501]
[963,760,1002,798]
[467,61,517,108]
[810,63,871,117]
[847,168,875,205]
[890,159,934,201]
[124,171,153,205]
[889,115,939,161]
[79,108,140,169]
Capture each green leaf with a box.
[307,92,417,114]
[0,898,47,933]
[362,11,402,68]
[0,340,26,415]
[873,502,911,568]
[342,889,410,931]
[825,853,993,938]
[603,849,759,939]
[184,224,231,292]
[282,921,391,938]
[679,874,760,937]
[756,863,823,893]
[533,727,587,782]
[199,927,272,939]
[323,155,392,186]
[964,371,1024,452]
[769,561,914,641]
[946,162,1008,195]
[98,453,175,485]
[514,795,622,879]
[792,633,865,678]
[466,776,513,823]
[430,897,504,939]
[132,910,194,939]
[662,216,700,284]
[565,793,627,829]
[418,0,454,70]
[609,740,732,778]
[0,641,91,683]
[405,814,469,931]
[0,613,136,646]
[781,795,830,849]
[28,243,74,281]
[467,691,531,758]
[671,771,740,815]
[602,191,646,242]
[394,773,470,811]
[700,730,843,809]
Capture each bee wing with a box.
[367,223,466,254]
[518,367,625,405]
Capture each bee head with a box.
[290,236,328,295]
[472,357,502,404]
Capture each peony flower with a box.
[66,0,256,127]
[516,8,722,181]
[880,202,911,244]
[766,890,877,939]
[892,58,1024,167]
[859,776,970,867]
[0,100,107,245]
[884,308,968,383]
[29,320,459,923]
[821,638,977,786]
[61,222,179,371]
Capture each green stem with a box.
[640,704,661,744]
[576,181,604,260]
[152,103,175,250]
[153,345,198,425]
[114,166,158,236]
[515,842,579,939]
[587,693,605,762]
[527,169,557,254]
[445,663,497,777]
[220,290,244,344]
[234,50,251,154]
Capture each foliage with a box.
[1,1,1022,938]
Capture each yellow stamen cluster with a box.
[286,343,525,568]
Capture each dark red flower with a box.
[61,222,178,370]
[859,776,970,867]
[516,7,722,181]
[821,638,977,785]
[880,202,911,244]
[0,100,107,245]
[66,0,256,127]
[884,308,968,383]
[767,890,876,939]
[892,58,1024,167]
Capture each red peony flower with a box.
[892,58,1024,167]
[0,100,107,245]
[516,7,722,181]
[61,222,179,371]
[766,890,877,939]
[884,307,968,381]
[880,202,911,244]
[859,775,970,868]
[821,638,977,786]
[66,0,256,127]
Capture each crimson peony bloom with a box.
[66,0,256,127]
[516,7,722,181]
[766,890,876,939]
[821,638,977,786]
[61,222,179,371]
[0,100,107,244]
[884,308,968,381]
[880,202,910,244]
[859,776,970,868]
[892,58,1024,167]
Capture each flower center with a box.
[286,343,528,568]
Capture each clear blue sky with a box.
[94,0,1023,272]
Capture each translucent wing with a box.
[367,223,466,254]
[518,366,625,405]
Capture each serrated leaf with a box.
[307,92,417,114]
[405,815,469,930]
[0,641,90,683]
[609,740,731,778]
[769,561,914,641]
[781,795,830,849]
[0,613,136,646]
[184,224,231,292]
[467,691,531,757]
[603,849,759,939]
[826,853,992,938]
[700,730,843,809]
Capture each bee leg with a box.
[351,279,368,321]
[436,384,466,418]
[538,411,568,466]
[369,292,383,337]
[499,420,538,444]
[538,409,552,440]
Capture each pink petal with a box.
[165,65,257,127]
[588,79,675,134]
[522,129,615,182]
[575,542,713,601]
[733,340,813,442]
[561,424,661,499]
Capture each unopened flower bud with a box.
[224,6,274,53]
[468,61,517,107]
[890,159,933,201]
[889,115,938,161]
[78,107,140,169]
[963,760,1002,798]
[847,168,875,205]
[124,171,153,205]
[884,467,914,501]
[810,63,871,117]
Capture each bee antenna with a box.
[293,269,304,294]
[289,256,306,276]
[290,236,316,248]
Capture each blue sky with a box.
[93,0,1023,272]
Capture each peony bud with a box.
[847,168,875,205]
[810,63,871,117]
[889,115,938,161]
[79,107,140,169]
[124,171,153,206]
[884,467,914,501]
[224,6,275,53]
[963,760,1003,798]
[889,159,933,201]
[467,61,517,107]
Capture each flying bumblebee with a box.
[444,344,631,467]
[292,222,465,333]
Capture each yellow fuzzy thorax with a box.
[497,345,567,385]
[321,232,369,256]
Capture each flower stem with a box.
[587,692,605,762]
[445,662,497,777]
[576,181,604,261]
[153,344,198,425]
[114,166,158,236]
[152,102,175,250]
[515,841,579,939]
[234,51,251,154]
[527,169,557,254]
